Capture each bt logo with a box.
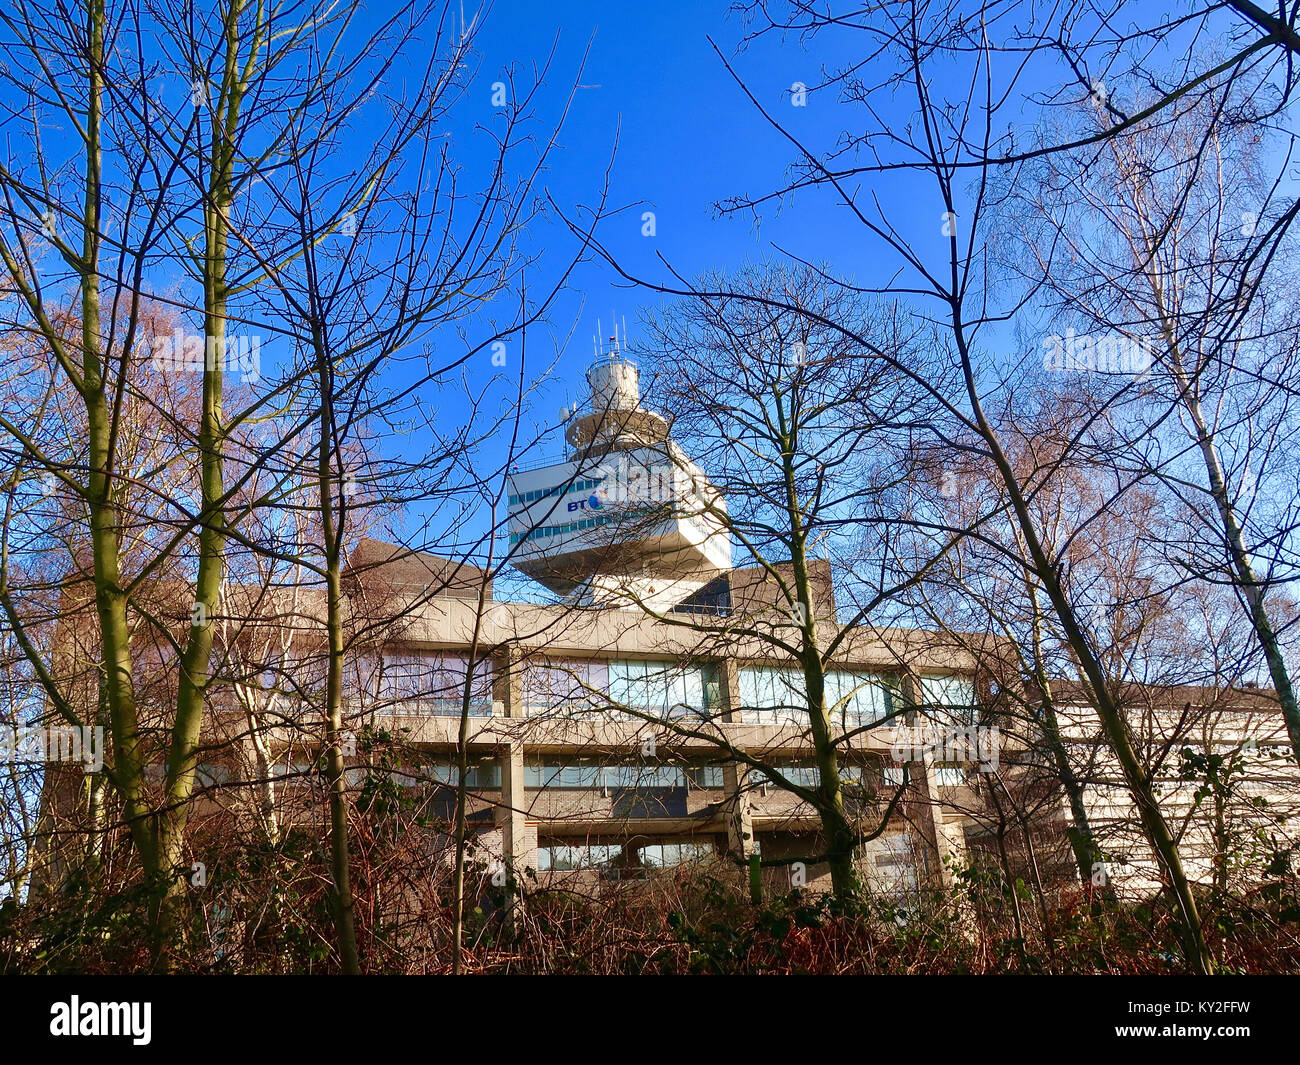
[567,491,604,513]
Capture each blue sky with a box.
[414,0,1216,400]
[366,0,949,555]
[233,0,1284,577]
[461,0,890,374]
[307,0,882,558]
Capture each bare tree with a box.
[1003,83,1300,770]
[565,0,1262,971]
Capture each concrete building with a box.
[30,331,1297,914]
[330,332,987,896]
[325,556,983,897]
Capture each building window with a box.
[366,653,494,716]
[739,667,806,725]
[521,658,609,717]
[536,838,715,871]
[345,760,501,790]
[639,840,716,867]
[525,760,724,789]
[685,765,725,789]
[739,667,892,726]
[608,660,720,719]
[537,842,622,871]
[919,675,978,724]
[825,670,893,727]
[760,760,866,790]
[270,759,314,780]
[195,764,231,788]
[881,766,964,787]
[520,658,720,720]
[393,760,501,789]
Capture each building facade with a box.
[29,334,1298,914]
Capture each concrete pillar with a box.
[722,760,755,860]
[907,742,964,889]
[495,643,531,929]
[897,674,965,889]
[717,658,754,860]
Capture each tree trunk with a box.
[784,451,861,901]
[957,322,1213,973]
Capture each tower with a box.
[505,322,730,610]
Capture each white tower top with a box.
[505,318,730,609]
[587,354,640,412]
[566,321,669,460]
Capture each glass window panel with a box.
[345,654,379,700]
[608,659,642,709]
[372,653,494,715]
[701,665,722,711]
[825,670,890,726]
[195,764,229,787]
[528,760,725,789]
[523,658,609,716]
[762,761,862,788]
[918,675,977,725]
[686,766,724,788]
[920,675,976,707]
[739,667,806,724]
[610,659,713,718]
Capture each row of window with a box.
[882,766,968,787]
[525,761,725,789]
[520,660,963,722]
[608,658,722,717]
[760,761,868,788]
[754,763,960,789]
[143,763,229,787]
[510,513,615,545]
[519,658,720,718]
[536,839,716,871]
[347,652,975,724]
[739,667,894,727]
[508,479,603,508]
[373,697,494,718]
[248,759,966,793]
[357,653,493,704]
[339,761,503,790]
[919,675,977,710]
[282,760,966,792]
[509,504,665,545]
